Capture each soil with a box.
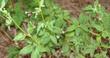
[0,0,110,58]
[55,0,110,17]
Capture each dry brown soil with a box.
[55,0,110,17]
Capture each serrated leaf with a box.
[62,44,69,55]
[63,10,70,19]
[91,22,103,31]
[75,28,81,36]
[80,24,89,32]
[8,46,19,58]
[31,47,40,58]
[53,27,61,34]
[55,19,65,28]
[96,36,101,43]
[20,45,33,55]
[84,5,93,11]
[14,33,26,41]
[37,22,44,33]
[102,31,109,38]
[76,54,85,58]
[94,25,103,31]
[47,21,61,34]
[39,32,50,45]
[66,24,78,32]
[37,45,49,52]
[27,21,35,34]
[50,35,57,45]
[73,19,79,26]
[78,13,89,24]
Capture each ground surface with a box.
[55,0,110,17]
[0,0,110,58]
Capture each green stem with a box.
[1,10,38,44]
[40,10,45,22]
[12,18,38,44]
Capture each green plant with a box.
[64,0,110,57]
[1,0,70,58]
[0,0,110,58]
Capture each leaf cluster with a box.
[0,0,110,58]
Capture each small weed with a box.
[0,0,110,58]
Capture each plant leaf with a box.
[94,25,103,31]
[13,3,25,26]
[66,31,75,37]
[0,0,7,9]
[66,24,77,32]
[80,24,89,32]
[19,45,33,55]
[96,36,101,43]
[50,35,57,45]
[27,21,35,34]
[14,33,26,41]
[8,46,19,58]
[62,44,69,55]
[31,47,40,58]
[102,31,109,38]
